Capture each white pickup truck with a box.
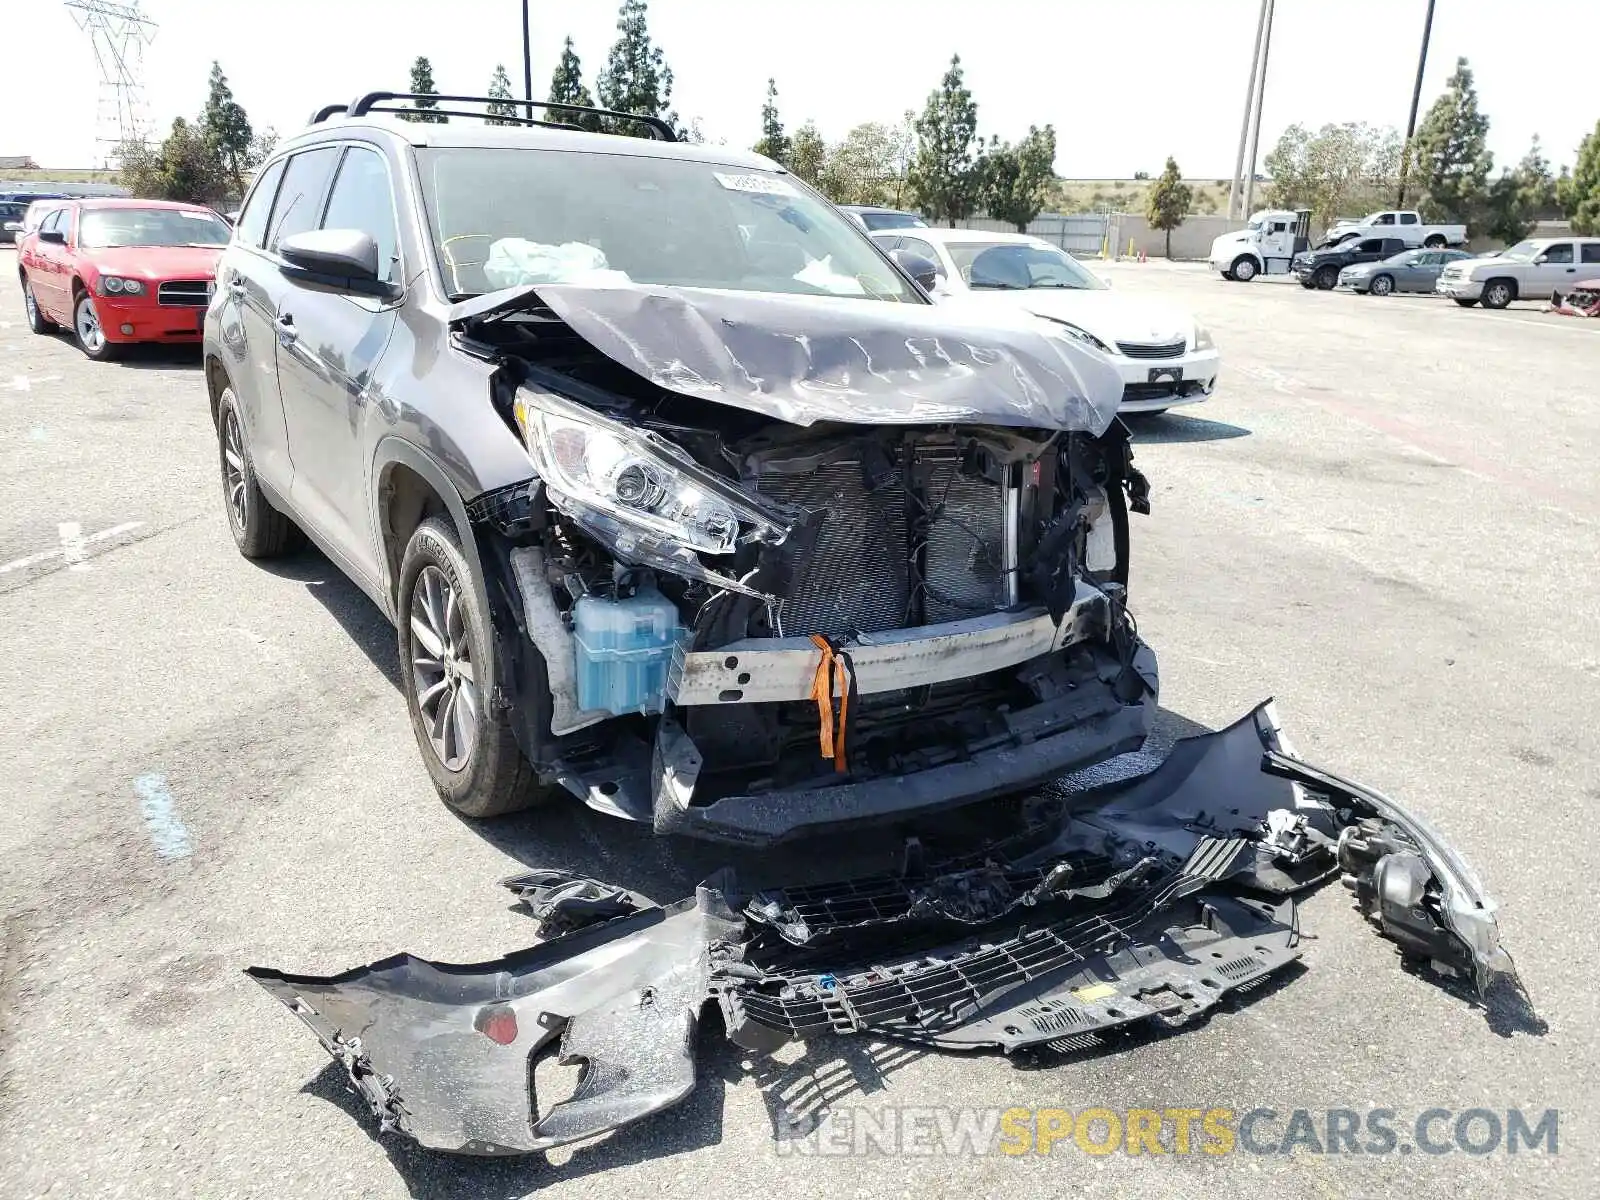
[1321,210,1467,249]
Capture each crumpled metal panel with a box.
[513,283,1127,433]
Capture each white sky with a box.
[4,0,1596,179]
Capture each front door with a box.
[274,144,402,588]
[1533,243,1577,291]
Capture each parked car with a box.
[840,204,928,231]
[203,91,1160,844]
[1435,237,1600,309]
[0,200,25,244]
[17,198,231,359]
[1320,210,1467,249]
[1209,207,1311,280]
[1337,247,1474,295]
[870,227,1218,414]
[1292,235,1410,290]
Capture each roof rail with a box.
[308,92,677,141]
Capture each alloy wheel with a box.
[1371,276,1393,296]
[221,408,248,532]
[75,296,104,353]
[24,286,38,324]
[410,565,478,772]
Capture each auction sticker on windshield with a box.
[714,172,798,196]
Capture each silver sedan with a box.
[1339,248,1474,296]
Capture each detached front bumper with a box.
[249,702,1524,1158]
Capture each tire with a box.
[1313,265,1339,291]
[1453,298,1478,307]
[1480,279,1515,310]
[216,387,300,558]
[397,517,550,819]
[1299,279,1316,289]
[72,289,119,361]
[1423,235,1446,249]
[22,276,57,333]
[1368,274,1394,297]
[1231,256,1257,282]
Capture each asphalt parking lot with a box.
[1,251,1596,1200]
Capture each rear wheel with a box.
[1231,256,1257,282]
[1423,234,1446,249]
[22,277,57,333]
[73,290,118,361]
[398,517,552,819]
[1481,279,1515,310]
[1313,265,1339,291]
[1369,274,1395,297]
[217,387,300,558]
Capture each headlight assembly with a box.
[1041,318,1111,353]
[1193,323,1215,350]
[100,276,144,295]
[513,391,757,556]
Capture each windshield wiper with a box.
[969,282,1026,290]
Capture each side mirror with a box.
[278,229,393,297]
[38,228,66,245]
[890,248,941,293]
[1533,254,1549,264]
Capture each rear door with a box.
[213,154,298,496]
[1579,241,1600,278]
[274,142,402,586]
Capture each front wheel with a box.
[1231,256,1257,282]
[22,278,58,333]
[74,292,119,360]
[1481,280,1515,310]
[1369,274,1394,297]
[398,517,552,819]
[1314,266,1339,291]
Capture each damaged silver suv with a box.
[205,92,1154,845]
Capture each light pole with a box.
[1241,0,1276,220]
[1229,0,1271,220]
[1397,0,1437,205]
[521,0,534,104]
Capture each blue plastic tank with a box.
[573,582,686,715]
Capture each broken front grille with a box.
[752,437,1009,639]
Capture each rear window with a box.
[1581,243,1600,265]
[414,146,918,303]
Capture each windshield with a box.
[859,211,926,231]
[946,241,1107,291]
[1246,219,1263,232]
[1497,240,1545,262]
[415,147,919,303]
[79,208,231,248]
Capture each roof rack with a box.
[307,92,677,142]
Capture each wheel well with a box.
[70,275,85,298]
[204,356,230,428]
[379,463,450,602]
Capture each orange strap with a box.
[808,634,853,773]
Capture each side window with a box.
[235,158,287,249]
[1542,243,1573,264]
[1580,244,1600,264]
[898,236,947,277]
[1359,239,1385,253]
[1270,221,1288,233]
[39,209,62,235]
[1399,213,1418,225]
[267,147,340,251]
[1374,213,1394,225]
[319,146,400,283]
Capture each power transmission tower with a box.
[64,0,158,161]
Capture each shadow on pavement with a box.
[1126,412,1251,444]
[257,544,402,689]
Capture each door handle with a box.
[276,313,298,343]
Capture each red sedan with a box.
[17,198,232,360]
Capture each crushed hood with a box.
[452,283,1127,434]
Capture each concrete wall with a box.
[1111,214,1250,260]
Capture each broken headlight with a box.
[513,390,740,555]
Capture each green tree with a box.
[1144,156,1193,258]
[486,64,519,125]
[199,62,253,195]
[117,118,227,205]
[1406,57,1492,224]
[816,122,912,206]
[596,0,679,137]
[753,78,789,165]
[1486,136,1558,244]
[548,36,600,130]
[982,124,1057,231]
[1564,119,1600,235]
[404,56,446,123]
[789,120,826,187]
[1265,122,1403,231]
[907,54,982,225]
